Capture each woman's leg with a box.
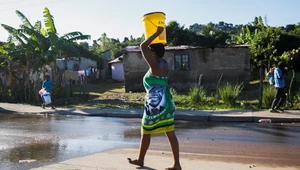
[138,133,151,163]
[165,131,181,170]
[128,133,151,167]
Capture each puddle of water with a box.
[0,135,139,170]
[1,113,300,170]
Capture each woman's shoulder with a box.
[161,59,168,67]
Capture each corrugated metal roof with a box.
[123,45,248,53]
[123,45,197,52]
[109,56,123,64]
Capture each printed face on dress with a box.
[148,85,164,107]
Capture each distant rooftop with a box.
[123,45,197,52]
[123,45,248,53]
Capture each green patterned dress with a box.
[142,71,175,134]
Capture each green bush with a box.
[218,82,243,106]
[169,87,177,96]
[188,86,207,104]
[262,85,275,108]
[294,92,300,103]
[292,91,300,108]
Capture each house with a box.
[100,50,112,80]
[100,49,112,60]
[56,57,98,83]
[109,56,124,81]
[122,45,250,92]
[56,57,97,71]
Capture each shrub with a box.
[188,86,207,104]
[188,87,198,103]
[292,90,300,108]
[218,82,243,106]
[294,92,300,103]
[169,87,177,96]
[198,87,207,102]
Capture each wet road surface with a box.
[0,113,300,170]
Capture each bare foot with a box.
[165,165,182,170]
[127,158,144,167]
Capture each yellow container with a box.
[141,12,167,45]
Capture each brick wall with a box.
[123,46,250,92]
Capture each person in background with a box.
[270,62,288,113]
[127,26,182,170]
[41,75,55,109]
[267,67,275,86]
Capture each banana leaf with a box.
[16,10,34,29]
[43,7,57,34]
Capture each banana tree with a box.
[226,25,259,45]
[0,41,16,97]
[42,7,90,58]
[1,8,91,102]
[1,21,51,102]
[41,7,90,82]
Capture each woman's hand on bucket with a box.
[155,26,164,35]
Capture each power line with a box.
[0,0,25,5]
[0,0,67,12]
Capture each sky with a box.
[0,0,300,44]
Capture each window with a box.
[174,54,190,71]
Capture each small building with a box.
[122,45,250,92]
[56,57,97,71]
[109,56,124,81]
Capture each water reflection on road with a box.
[176,120,300,145]
[0,113,300,170]
[0,113,140,170]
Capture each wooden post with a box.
[69,79,73,97]
[216,73,223,103]
[258,68,263,108]
[196,74,203,103]
[9,72,13,87]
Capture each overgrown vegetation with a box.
[65,81,300,111]
[1,8,300,109]
[262,85,275,108]
[218,82,244,106]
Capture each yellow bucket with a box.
[141,12,167,45]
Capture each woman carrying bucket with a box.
[127,12,181,170]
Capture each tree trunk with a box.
[288,69,295,107]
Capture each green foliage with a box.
[218,82,243,106]
[286,23,300,37]
[249,26,281,68]
[294,91,300,103]
[166,21,191,46]
[92,33,144,59]
[62,32,91,42]
[281,47,300,71]
[226,25,258,45]
[186,22,231,47]
[16,10,34,29]
[0,8,91,103]
[188,87,199,103]
[262,85,275,108]
[169,87,177,96]
[172,94,189,109]
[275,33,300,57]
[188,86,207,104]
[43,7,57,34]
